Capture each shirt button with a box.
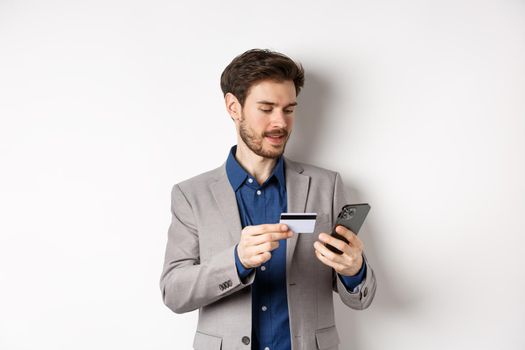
[260,266,266,271]
[264,347,270,350]
[261,305,267,311]
[256,190,262,195]
[248,178,253,183]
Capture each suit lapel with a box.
[210,162,244,244]
[209,157,311,273]
[283,157,310,277]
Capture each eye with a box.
[285,109,294,114]
[260,109,272,113]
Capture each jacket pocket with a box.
[315,325,340,350]
[193,330,222,350]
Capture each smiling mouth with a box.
[265,135,286,144]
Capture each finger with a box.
[314,249,345,272]
[266,229,294,242]
[249,233,272,245]
[245,223,289,236]
[334,225,354,241]
[253,241,279,255]
[253,251,271,265]
[318,233,351,256]
[335,226,361,248]
[332,231,363,257]
[249,230,293,245]
[313,240,346,263]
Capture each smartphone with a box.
[325,203,371,255]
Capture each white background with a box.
[1,0,524,349]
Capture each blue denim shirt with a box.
[226,145,365,350]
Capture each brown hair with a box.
[220,48,305,107]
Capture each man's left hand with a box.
[313,225,364,276]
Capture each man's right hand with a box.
[237,224,294,269]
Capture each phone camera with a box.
[342,207,356,220]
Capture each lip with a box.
[265,135,285,144]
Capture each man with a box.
[160,49,376,350]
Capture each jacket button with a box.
[242,336,250,345]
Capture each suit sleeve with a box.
[159,184,256,314]
[331,172,377,310]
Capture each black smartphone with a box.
[325,203,371,255]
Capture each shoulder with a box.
[171,161,226,197]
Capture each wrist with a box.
[236,245,251,269]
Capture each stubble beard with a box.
[238,114,290,159]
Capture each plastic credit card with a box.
[279,213,317,233]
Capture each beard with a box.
[238,113,290,159]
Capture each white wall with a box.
[1,1,524,349]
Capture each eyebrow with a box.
[256,100,298,108]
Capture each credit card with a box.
[279,213,317,233]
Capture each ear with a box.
[225,92,241,122]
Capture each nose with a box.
[269,109,288,128]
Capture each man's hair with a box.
[220,48,305,108]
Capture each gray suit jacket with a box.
[160,156,377,350]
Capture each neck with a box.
[234,142,279,185]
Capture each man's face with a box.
[237,79,297,159]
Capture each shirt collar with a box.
[225,145,286,191]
